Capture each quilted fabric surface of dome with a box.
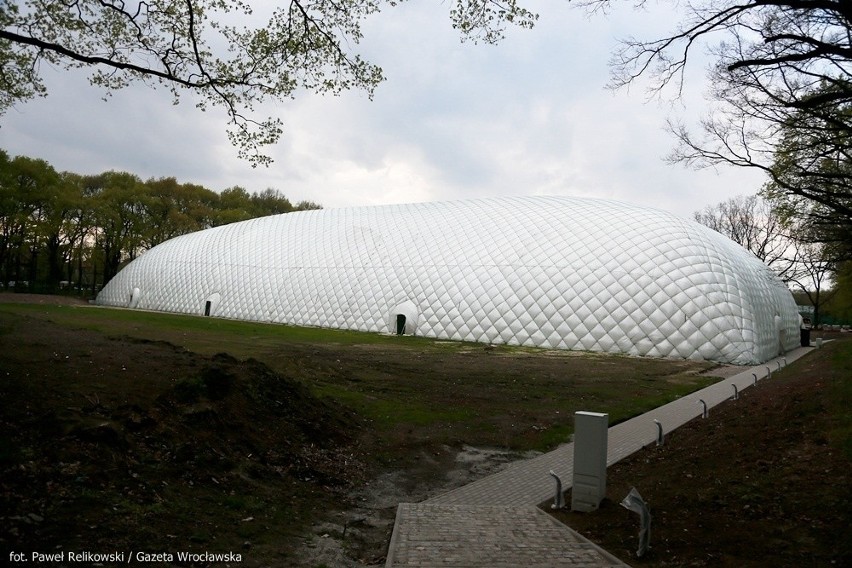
[96,196,800,364]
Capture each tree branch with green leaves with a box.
[0,1,537,166]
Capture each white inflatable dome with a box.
[97,196,799,364]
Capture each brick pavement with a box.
[385,504,627,567]
[385,346,814,567]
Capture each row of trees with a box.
[0,150,321,295]
[2,3,848,231]
[2,2,848,242]
[2,2,848,314]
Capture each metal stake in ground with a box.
[548,470,565,509]
[621,487,651,558]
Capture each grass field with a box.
[1,301,720,455]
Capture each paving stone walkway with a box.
[386,504,626,567]
[385,346,814,567]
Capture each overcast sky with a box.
[0,1,765,220]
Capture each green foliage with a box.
[834,262,852,317]
[816,261,852,325]
[761,90,852,259]
[0,303,406,350]
[0,3,44,110]
[1,1,538,165]
[449,0,538,44]
[0,150,321,295]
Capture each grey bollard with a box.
[816,338,823,348]
[752,372,758,386]
[571,411,609,512]
[549,470,565,509]
[731,384,739,400]
[766,366,772,379]
[698,399,708,418]
[654,419,664,446]
[777,360,783,371]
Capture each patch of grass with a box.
[308,356,717,453]
[0,302,720,457]
[603,377,720,425]
[0,303,438,350]
[532,424,574,451]
[370,399,476,426]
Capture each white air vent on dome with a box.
[204,292,221,317]
[389,300,419,335]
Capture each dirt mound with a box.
[0,314,364,561]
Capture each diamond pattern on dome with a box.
[96,196,800,364]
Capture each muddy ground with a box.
[555,336,851,567]
[0,298,559,566]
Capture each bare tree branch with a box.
[578,0,851,255]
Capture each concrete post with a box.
[571,411,608,512]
